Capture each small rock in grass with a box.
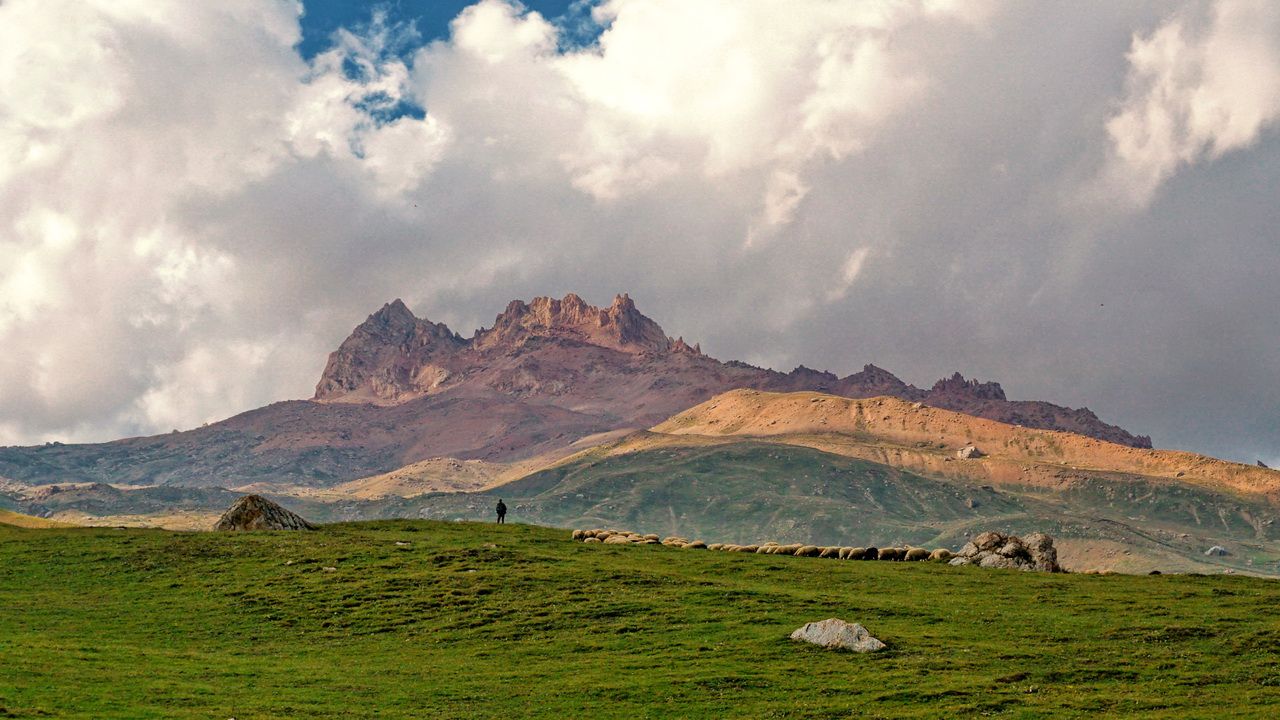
[790,619,886,652]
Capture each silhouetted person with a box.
[495,498,507,524]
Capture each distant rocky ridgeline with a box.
[314,293,1152,448]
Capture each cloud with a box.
[1098,0,1280,207]
[0,0,1277,468]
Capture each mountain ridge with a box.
[312,293,1152,448]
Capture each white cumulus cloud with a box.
[1099,0,1280,206]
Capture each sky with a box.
[0,0,1278,466]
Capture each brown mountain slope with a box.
[0,293,1150,490]
[651,390,1280,501]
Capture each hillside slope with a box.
[396,389,1280,574]
[2,520,1279,718]
[654,390,1280,500]
[0,508,75,528]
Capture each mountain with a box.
[313,293,1152,447]
[0,293,1149,491]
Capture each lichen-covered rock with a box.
[790,619,886,653]
[213,495,315,531]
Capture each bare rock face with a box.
[949,531,1061,572]
[790,619,886,652]
[957,445,984,459]
[213,495,316,531]
[314,299,465,403]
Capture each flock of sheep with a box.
[570,528,955,562]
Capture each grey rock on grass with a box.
[790,619,886,652]
[948,531,1061,572]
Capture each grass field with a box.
[3,521,1280,718]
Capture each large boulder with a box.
[790,619,886,652]
[213,495,316,531]
[948,531,1061,572]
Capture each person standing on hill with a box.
[495,498,507,524]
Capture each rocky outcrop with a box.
[948,531,1061,572]
[213,495,316,531]
[790,619,886,652]
[314,299,464,403]
[473,293,679,354]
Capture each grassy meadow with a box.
[2,520,1279,718]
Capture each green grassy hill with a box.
[3,520,1280,718]
[401,442,1280,575]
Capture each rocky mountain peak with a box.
[314,299,464,402]
[475,292,675,353]
[929,372,1007,402]
[838,364,918,397]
